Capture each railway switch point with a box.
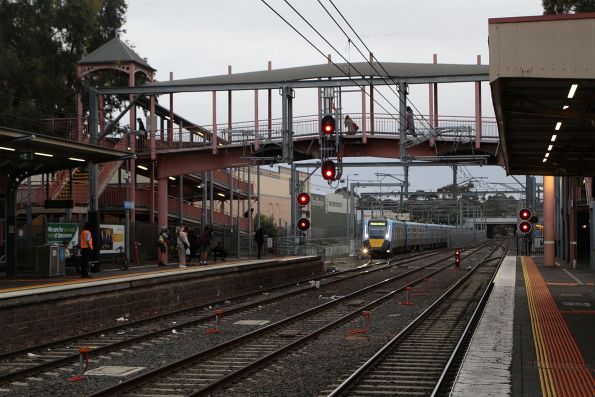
[400,287,414,305]
[347,310,371,335]
[67,347,91,382]
[205,308,225,334]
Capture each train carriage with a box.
[362,218,455,259]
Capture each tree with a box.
[0,0,127,132]
[543,0,595,14]
[255,214,278,238]
[484,193,521,217]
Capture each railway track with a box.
[327,242,508,396]
[0,247,463,386]
[88,242,499,397]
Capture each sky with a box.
[122,0,544,195]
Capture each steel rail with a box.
[89,242,493,396]
[430,242,509,396]
[327,242,505,396]
[0,249,455,384]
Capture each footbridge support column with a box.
[158,176,168,229]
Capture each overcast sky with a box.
[123,0,544,195]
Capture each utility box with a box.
[35,244,65,277]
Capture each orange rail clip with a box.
[400,287,414,305]
[347,311,371,335]
[205,308,224,334]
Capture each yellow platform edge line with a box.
[523,256,557,397]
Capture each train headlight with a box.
[364,234,368,239]
[385,233,390,239]
[362,248,369,254]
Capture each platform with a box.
[452,256,595,397]
[0,255,323,352]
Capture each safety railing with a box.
[129,113,498,154]
[29,113,498,156]
[517,235,544,256]
[99,186,251,230]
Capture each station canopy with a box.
[0,127,129,178]
[489,13,595,176]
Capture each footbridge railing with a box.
[133,113,498,153]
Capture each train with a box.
[362,218,457,259]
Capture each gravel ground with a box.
[212,267,470,397]
[1,246,492,396]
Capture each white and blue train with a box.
[362,218,456,259]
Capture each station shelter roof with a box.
[0,127,129,179]
[489,13,595,176]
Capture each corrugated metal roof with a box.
[79,37,155,71]
[147,62,488,88]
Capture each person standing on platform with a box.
[198,225,213,265]
[157,226,169,266]
[176,225,190,268]
[255,228,265,259]
[80,223,93,278]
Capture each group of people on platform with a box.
[158,224,226,268]
[75,222,266,277]
[157,224,266,268]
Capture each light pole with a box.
[375,173,406,218]
[341,174,359,239]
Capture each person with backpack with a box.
[157,226,169,266]
[344,115,358,135]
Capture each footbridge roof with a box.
[99,62,488,95]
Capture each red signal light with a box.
[321,160,336,181]
[519,208,532,220]
[519,221,532,234]
[297,218,310,231]
[321,115,336,135]
[297,192,310,206]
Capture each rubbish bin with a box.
[35,244,65,277]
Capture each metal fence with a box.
[273,236,355,259]
[517,235,544,256]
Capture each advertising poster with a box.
[100,224,125,254]
[47,223,79,249]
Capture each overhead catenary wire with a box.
[323,0,434,133]
[280,0,410,119]
[315,1,412,113]
[261,0,403,124]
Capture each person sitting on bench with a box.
[212,241,228,262]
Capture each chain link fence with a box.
[517,235,544,256]
[273,236,356,259]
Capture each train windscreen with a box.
[368,221,387,238]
